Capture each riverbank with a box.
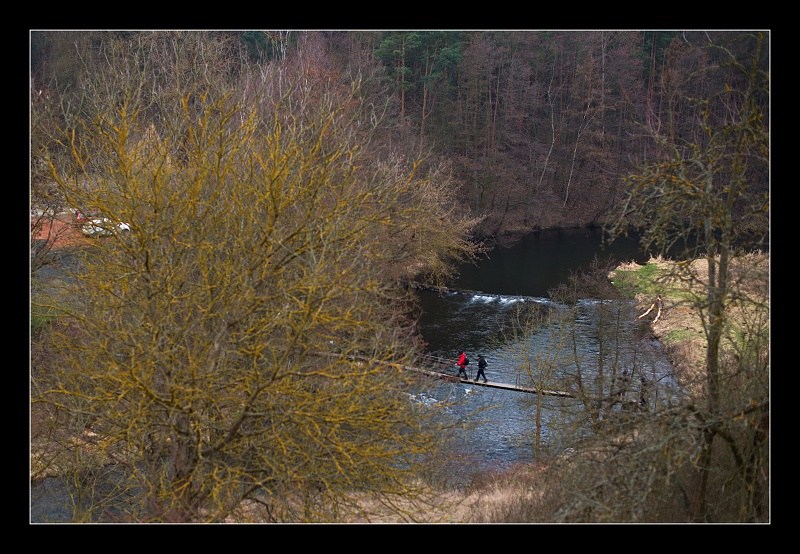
[609,253,769,396]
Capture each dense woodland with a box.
[29,30,769,523]
[31,30,769,244]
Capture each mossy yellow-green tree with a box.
[32,54,480,522]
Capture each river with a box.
[413,227,677,484]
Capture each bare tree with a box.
[607,31,769,522]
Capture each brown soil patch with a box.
[31,213,95,249]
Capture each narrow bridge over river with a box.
[317,352,575,398]
[331,352,576,399]
[405,354,575,398]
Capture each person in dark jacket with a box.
[475,355,488,383]
[456,351,469,378]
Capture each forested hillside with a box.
[31,30,769,245]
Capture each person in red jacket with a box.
[456,351,469,378]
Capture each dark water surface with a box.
[454,227,650,298]
[413,228,676,484]
[417,227,651,354]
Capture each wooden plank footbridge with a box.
[339,352,575,398]
[408,354,575,398]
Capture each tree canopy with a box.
[32,33,481,522]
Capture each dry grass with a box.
[610,253,769,397]
[315,465,553,524]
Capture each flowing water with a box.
[412,228,678,484]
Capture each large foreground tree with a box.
[31,32,480,522]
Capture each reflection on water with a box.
[452,227,651,298]
[416,290,680,484]
[414,229,679,484]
